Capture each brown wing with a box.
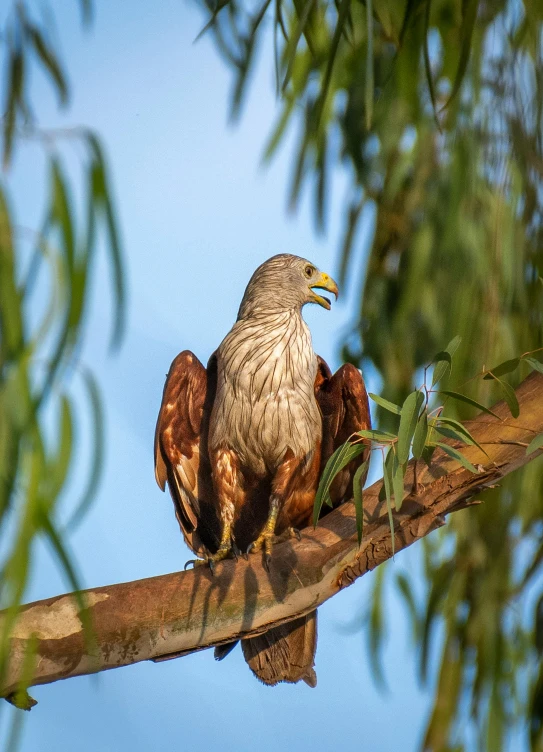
[314,355,372,508]
[154,350,220,555]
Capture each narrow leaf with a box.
[314,441,365,525]
[431,351,451,387]
[524,357,543,375]
[412,409,428,459]
[526,434,543,456]
[483,358,520,380]
[365,0,373,130]
[397,390,424,464]
[383,450,395,556]
[423,0,439,127]
[434,417,488,456]
[352,460,369,545]
[356,428,397,442]
[486,374,519,418]
[67,369,104,530]
[440,0,478,111]
[392,453,406,511]
[435,442,478,473]
[369,393,401,415]
[439,390,501,419]
[431,336,461,386]
[26,25,68,104]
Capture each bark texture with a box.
[2,372,543,700]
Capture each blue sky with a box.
[0,2,431,749]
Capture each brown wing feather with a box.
[315,355,372,508]
[154,351,220,554]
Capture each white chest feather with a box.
[209,311,322,474]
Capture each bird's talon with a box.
[246,542,256,555]
[263,553,272,572]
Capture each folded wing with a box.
[154,350,220,554]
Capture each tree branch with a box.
[2,372,543,702]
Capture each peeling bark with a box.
[2,372,543,701]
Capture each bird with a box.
[154,253,371,687]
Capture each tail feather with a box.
[241,610,317,687]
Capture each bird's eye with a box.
[304,265,314,278]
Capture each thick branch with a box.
[2,373,543,699]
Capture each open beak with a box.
[309,272,339,310]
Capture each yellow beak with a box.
[309,272,339,310]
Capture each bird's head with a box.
[237,254,339,318]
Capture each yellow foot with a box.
[247,531,275,571]
[184,545,232,574]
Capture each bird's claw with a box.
[263,553,272,572]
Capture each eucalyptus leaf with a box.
[314,440,366,525]
[352,459,369,545]
[369,393,401,415]
[435,442,479,473]
[524,357,543,375]
[439,390,501,419]
[483,358,521,380]
[526,434,543,456]
[397,390,424,464]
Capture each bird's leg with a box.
[185,520,235,571]
[247,449,301,570]
[186,448,240,572]
[247,496,280,570]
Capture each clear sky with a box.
[1,2,431,749]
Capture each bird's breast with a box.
[209,312,322,475]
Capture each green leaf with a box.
[397,390,424,464]
[395,572,419,636]
[431,336,462,386]
[431,351,451,387]
[486,374,519,418]
[435,442,479,473]
[87,134,126,350]
[314,440,366,525]
[412,409,428,459]
[392,452,406,511]
[526,434,543,456]
[421,444,436,468]
[356,429,397,442]
[439,390,501,419]
[365,0,374,130]
[483,358,521,380]
[434,417,488,456]
[49,395,73,499]
[423,0,439,128]
[383,449,395,556]
[369,393,401,415]
[352,460,369,545]
[3,45,24,168]
[314,0,351,125]
[281,0,318,91]
[67,368,104,530]
[440,0,478,111]
[524,357,543,375]
[26,24,68,105]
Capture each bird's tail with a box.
[240,610,318,687]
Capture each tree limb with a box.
[2,372,543,702]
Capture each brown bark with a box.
[2,372,543,702]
